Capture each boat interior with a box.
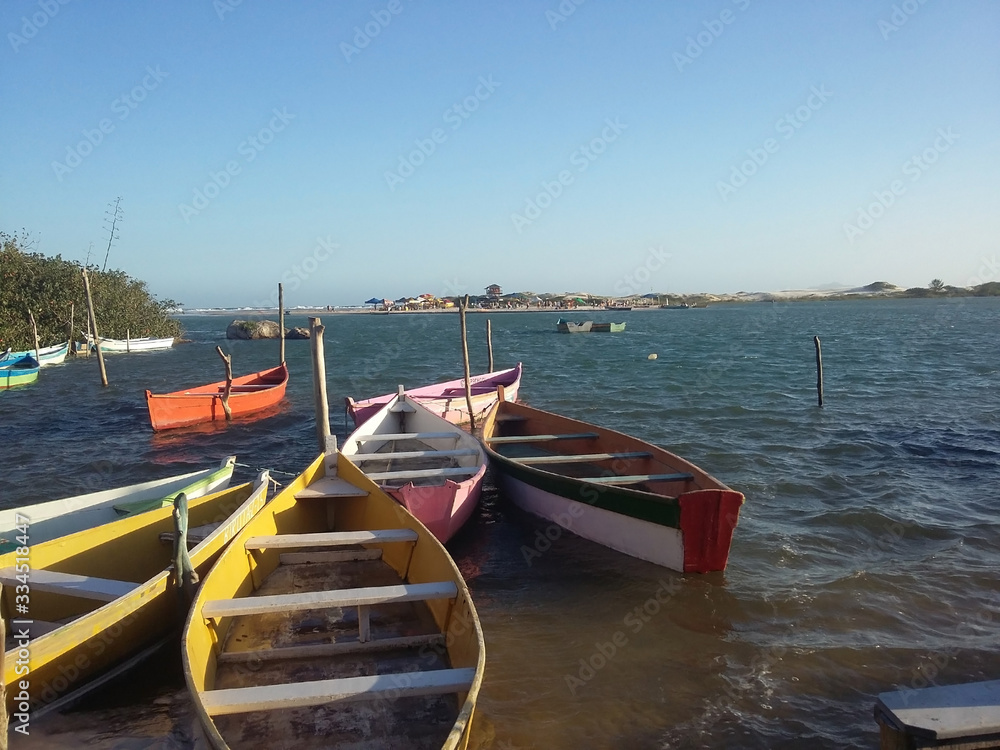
[186,449,481,749]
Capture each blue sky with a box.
[2,1,998,307]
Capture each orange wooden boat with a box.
[145,363,288,431]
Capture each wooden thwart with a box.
[293,477,370,500]
[199,667,477,716]
[581,472,694,485]
[513,451,652,465]
[0,568,137,603]
[486,432,600,444]
[364,466,480,482]
[353,448,479,462]
[202,580,458,619]
[352,432,460,443]
[246,529,418,551]
[159,521,222,545]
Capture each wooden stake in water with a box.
[126,328,130,353]
[814,336,824,407]
[215,346,233,420]
[486,318,494,373]
[82,270,109,386]
[460,295,476,429]
[27,308,41,363]
[278,282,285,364]
[310,316,331,450]
[68,301,75,354]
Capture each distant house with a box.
[485,284,502,300]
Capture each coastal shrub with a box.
[0,231,181,350]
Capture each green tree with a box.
[929,278,945,293]
[0,231,181,350]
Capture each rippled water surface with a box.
[2,299,999,749]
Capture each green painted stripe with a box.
[490,451,682,529]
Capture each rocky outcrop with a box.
[284,327,310,340]
[226,320,282,339]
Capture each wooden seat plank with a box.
[513,451,652,465]
[353,448,479,462]
[0,567,138,603]
[200,667,476,716]
[364,466,480,482]
[352,432,460,442]
[581,472,693,485]
[293,477,369,500]
[485,433,600,444]
[246,529,418,550]
[202,580,457,619]
[159,521,222,545]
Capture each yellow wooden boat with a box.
[1,472,270,718]
[183,441,485,749]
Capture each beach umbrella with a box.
[364,297,381,304]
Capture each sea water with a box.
[2,298,999,749]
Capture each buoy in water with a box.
[647,353,658,360]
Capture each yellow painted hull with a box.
[183,452,485,750]
[2,476,269,716]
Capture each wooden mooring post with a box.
[814,336,824,407]
[486,319,494,373]
[67,301,75,354]
[278,283,285,364]
[215,346,233,420]
[27,309,41,363]
[82,270,109,386]
[459,295,476,430]
[310,317,331,451]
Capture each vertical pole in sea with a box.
[310,316,331,450]
[460,295,476,430]
[814,335,824,407]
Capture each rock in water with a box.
[226,320,282,339]
[284,327,311,340]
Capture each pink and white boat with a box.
[345,362,522,427]
[342,388,487,543]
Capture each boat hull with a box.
[2,476,269,716]
[2,342,69,366]
[0,457,236,549]
[145,363,288,430]
[496,471,686,570]
[0,355,39,389]
[482,399,744,573]
[347,362,522,427]
[91,336,174,352]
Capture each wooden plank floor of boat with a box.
[212,551,459,749]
